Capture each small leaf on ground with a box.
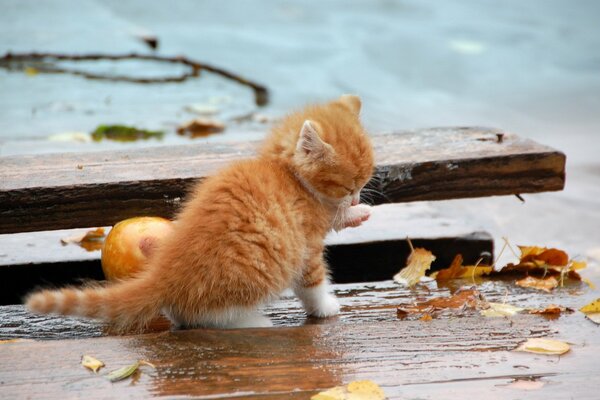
[81,355,105,373]
[106,361,140,382]
[432,254,492,283]
[91,125,164,142]
[515,276,558,292]
[579,299,600,325]
[515,338,570,355]
[480,302,524,317]
[393,247,435,287]
[177,118,225,138]
[397,288,488,319]
[312,380,386,400]
[60,228,105,251]
[529,304,574,317]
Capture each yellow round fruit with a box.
[101,216,174,281]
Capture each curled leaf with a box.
[81,355,105,373]
[432,254,492,282]
[394,247,435,287]
[106,361,140,382]
[515,338,570,355]
[529,305,573,317]
[61,228,105,251]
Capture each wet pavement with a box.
[1,1,599,282]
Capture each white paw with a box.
[308,293,341,318]
[342,204,372,229]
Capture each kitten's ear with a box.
[296,120,329,158]
[339,94,361,114]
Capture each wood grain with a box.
[0,280,596,399]
[0,127,565,234]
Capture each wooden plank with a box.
[0,280,596,399]
[0,127,565,234]
[0,204,494,304]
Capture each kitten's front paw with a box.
[308,294,341,318]
[342,204,371,229]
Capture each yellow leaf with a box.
[312,380,386,400]
[81,355,105,373]
[515,338,570,355]
[579,298,600,314]
[347,380,386,399]
[394,247,435,287]
[25,67,38,76]
[106,361,140,382]
[481,302,524,317]
[582,278,596,290]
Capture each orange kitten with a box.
[25,95,375,332]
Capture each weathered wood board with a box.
[0,280,596,399]
[0,127,565,234]
[0,204,494,304]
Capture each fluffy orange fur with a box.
[25,95,375,332]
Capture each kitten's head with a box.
[282,95,375,207]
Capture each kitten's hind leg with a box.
[295,253,340,318]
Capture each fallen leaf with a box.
[397,288,488,318]
[91,125,164,142]
[516,276,558,292]
[25,67,39,76]
[481,302,524,317]
[580,298,600,325]
[61,228,105,251]
[432,254,492,282]
[494,244,586,284]
[519,246,569,266]
[81,355,105,373]
[47,132,91,143]
[420,314,433,321]
[312,380,386,400]
[507,378,545,390]
[515,338,570,355]
[177,118,225,138]
[529,304,574,316]
[184,103,219,116]
[106,361,140,382]
[393,247,435,287]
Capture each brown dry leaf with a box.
[393,247,435,287]
[177,118,225,138]
[397,288,488,318]
[519,246,569,266]
[516,276,558,292]
[420,314,433,322]
[81,355,105,373]
[515,338,570,355]
[529,304,574,316]
[312,380,386,400]
[61,228,105,251]
[432,254,492,282]
[495,245,586,284]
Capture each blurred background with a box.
[1,1,599,281]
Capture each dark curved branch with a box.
[0,52,269,106]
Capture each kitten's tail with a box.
[25,275,162,333]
